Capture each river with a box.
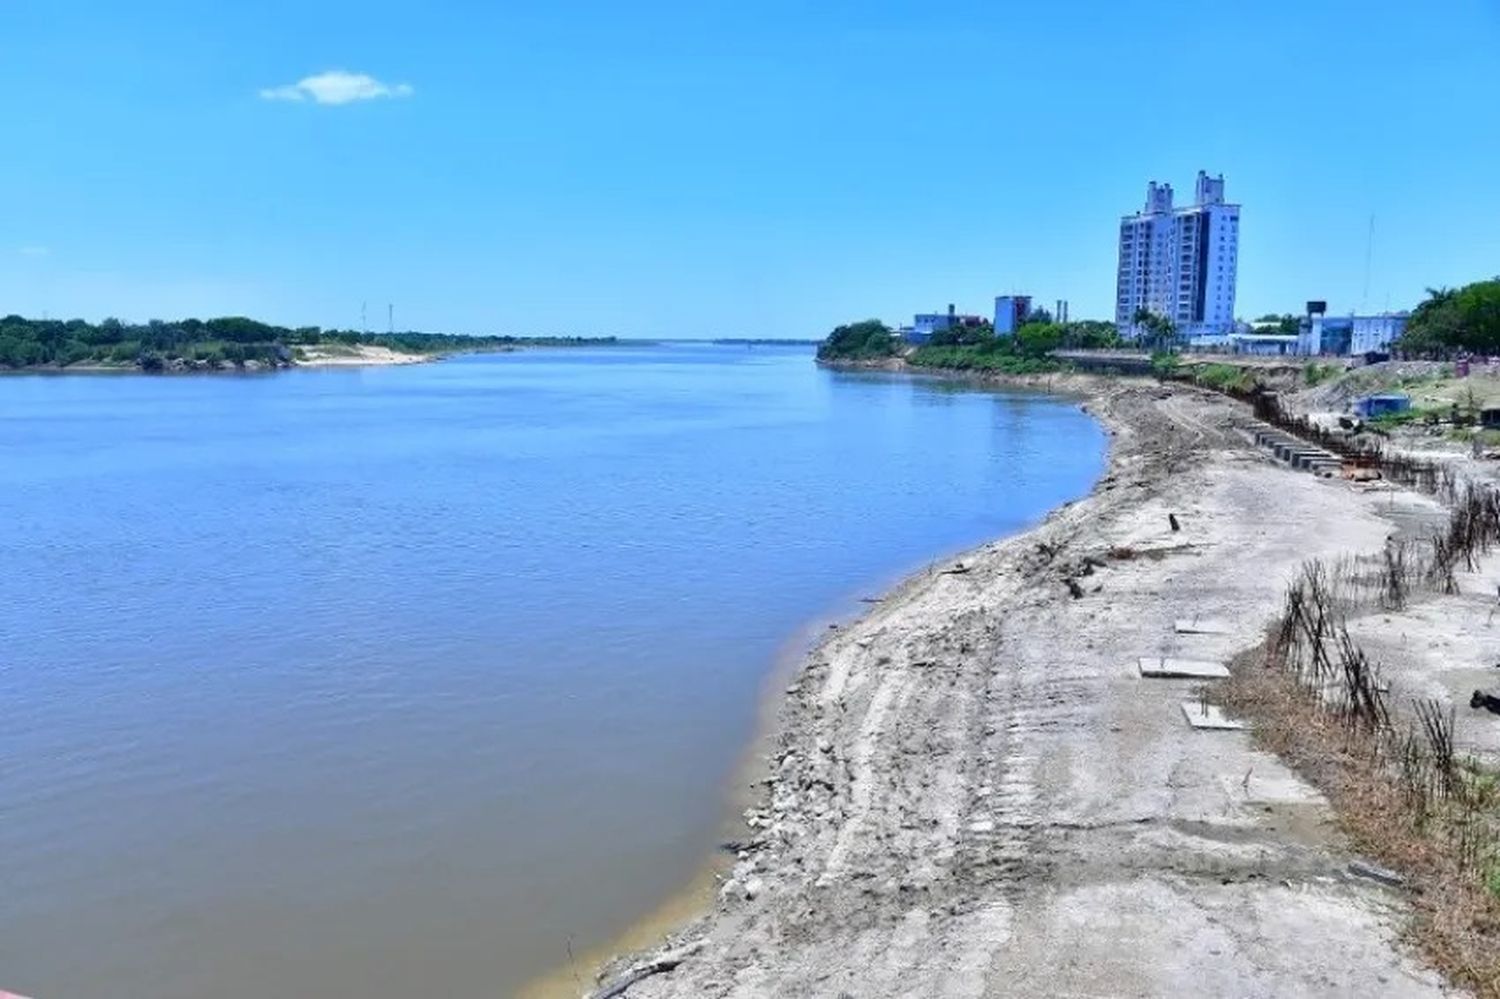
[0,343,1105,997]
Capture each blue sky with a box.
[3,1,1497,338]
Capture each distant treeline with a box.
[0,314,619,370]
[712,338,822,346]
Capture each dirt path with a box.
[593,381,1458,998]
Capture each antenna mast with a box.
[1361,215,1375,313]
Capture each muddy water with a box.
[0,344,1105,997]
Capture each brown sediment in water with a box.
[516,617,830,998]
[515,862,722,999]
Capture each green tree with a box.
[1057,320,1122,350]
[930,320,995,347]
[1015,321,1064,357]
[1254,313,1301,335]
[817,319,896,360]
[1455,280,1500,352]
[1397,280,1500,355]
[1132,308,1179,352]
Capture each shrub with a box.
[1151,352,1180,376]
[1304,361,1339,386]
[908,346,1058,375]
[1191,363,1257,392]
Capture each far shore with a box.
[1,343,531,376]
[573,368,1478,998]
[0,343,454,375]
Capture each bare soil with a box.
[588,380,1464,998]
[293,343,431,366]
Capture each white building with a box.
[901,304,985,344]
[1115,171,1240,341]
[1301,313,1408,356]
[1227,333,1302,356]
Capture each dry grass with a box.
[1202,376,1500,991]
[1225,655,1500,996]
[1223,515,1500,996]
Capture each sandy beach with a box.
[292,343,433,367]
[582,375,1469,997]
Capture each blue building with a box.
[1303,314,1409,356]
[901,304,985,344]
[1352,394,1411,419]
[994,296,1033,335]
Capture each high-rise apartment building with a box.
[1115,171,1239,339]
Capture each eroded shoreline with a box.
[583,376,1456,998]
[520,371,1111,997]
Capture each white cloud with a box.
[259,70,413,106]
[18,246,49,257]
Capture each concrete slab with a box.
[1181,701,1246,730]
[1218,770,1326,806]
[1138,657,1230,679]
[1174,618,1232,635]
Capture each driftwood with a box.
[588,941,704,999]
[1108,543,1199,562]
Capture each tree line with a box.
[1396,279,1500,356]
[0,314,617,370]
[816,316,1123,370]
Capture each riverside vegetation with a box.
[815,316,1122,373]
[1395,278,1500,357]
[0,314,620,371]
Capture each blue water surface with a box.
[0,344,1105,998]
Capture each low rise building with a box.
[902,304,986,344]
[1304,313,1409,356]
[912,312,953,336]
[1227,333,1301,356]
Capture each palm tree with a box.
[1131,308,1178,352]
[1413,287,1456,323]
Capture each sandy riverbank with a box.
[291,343,434,367]
[583,377,1461,997]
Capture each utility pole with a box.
[361,301,368,337]
[388,303,394,335]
